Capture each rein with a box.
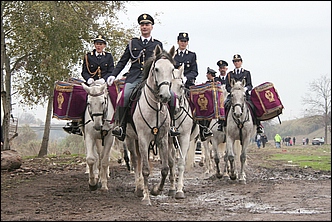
[231,101,250,146]
[85,88,112,145]
[137,58,171,156]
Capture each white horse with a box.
[168,64,199,199]
[224,79,255,184]
[125,45,176,205]
[200,84,228,178]
[81,82,115,191]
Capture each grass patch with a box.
[269,145,331,171]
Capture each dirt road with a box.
[1,145,331,221]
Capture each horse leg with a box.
[174,136,190,199]
[167,139,176,197]
[238,140,248,184]
[85,138,99,191]
[98,137,113,192]
[223,151,230,180]
[138,140,151,205]
[123,142,131,171]
[226,141,237,181]
[151,139,169,197]
[211,140,222,178]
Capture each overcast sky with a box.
[17,1,331,124]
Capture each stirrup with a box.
[257,127,263,134]
[112,126,123,137]
[170,126,180,137]
[203,129,213,139]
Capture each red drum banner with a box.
[251,82,284,121]
[189,82,225,120]
[53,81,87,121]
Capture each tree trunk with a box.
[38,90,54,157]
[1,149,22,170]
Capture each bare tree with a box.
[302,75,331,143]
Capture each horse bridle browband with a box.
[87,91,108,122]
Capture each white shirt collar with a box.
[141,36,152,42]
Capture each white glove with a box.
[87,78,94,85]
[95,78,105,85]
[244,87,248,92]
[183,76,187,83]
[107,76,116,86]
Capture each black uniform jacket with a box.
[81,49,114,81]
[214,75,227,85]
[225,68,253,94]
[174,49,198,82]
[111,37,163,84]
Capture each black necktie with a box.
[180,51,183,57]
[143,39,148,45]
[97,54,101,59]
[221,77,225,81]
[237,69,240,74]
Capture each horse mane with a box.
[142,49,175,81]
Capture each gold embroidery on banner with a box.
[55,84,73,92]
[57,92,64,109]
[197,94,208,110]
[265,90,275,102]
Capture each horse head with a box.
[82,82,108,131]
[171,64,185,114]
[144,45,176,104]
[230,80,246,119]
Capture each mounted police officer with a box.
[174,32,198,90]
[214,59,228,131]
[63,34,114,135]
[107,13,171,141]
[215,60,228,85]
[224,54,263,134]
[199,67,217,141]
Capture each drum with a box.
[251,82,284,121]
[189,81,225,120]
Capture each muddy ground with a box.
[1,144,331,221]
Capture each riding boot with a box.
[63,121,82,135]
[169,92,180,137]
[256,120,263,134]
[112,107,127,141]
[217,119,224,132]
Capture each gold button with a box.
[141,68,143,70]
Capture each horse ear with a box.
[154,44,162,56]
[242,78,246,86]
[82,83,89,93]
[230,78,235,88]
[169,45,176,58]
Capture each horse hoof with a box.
[89,184,98,191]
[175,191,185,199]
[168,189,176,197]
[100,187,109,192]
[199,162,204,167]
[141,198,151,206]
[135,189,144,197]
[150,187,162,196]
[216,173,223,179]
[230,175,237,180]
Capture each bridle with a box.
[230,88,250,145]
[86,91,108,123]
[145,56,172,101]
[137,57,173,156]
